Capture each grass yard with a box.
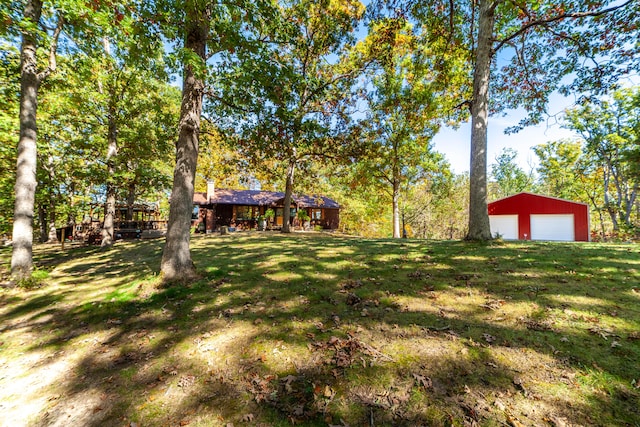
[1,232,639,426]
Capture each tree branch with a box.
[205,89,253,114]
[38,14,65,82]
[494,0,634,54]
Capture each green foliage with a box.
[296,209,310,222]
[0,43,19,235]
[15,267,49,289]
[562,87,640,235]
[403,171,469,239]
[209,0,365,206]
[534,139,585,201]
[346,17,467,237]
[489,148,533,199]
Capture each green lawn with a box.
[1,232,639,426]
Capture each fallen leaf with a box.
[346,293,361,306]
[412,373,433,389]
[323,385,335,398]
[282,375,297,393]
[177,375,196,388]
[242,413,254,422]
[483,333,496,343]
[506,413,525,427]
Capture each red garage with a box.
[488,192,590,242]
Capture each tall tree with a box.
[534,139,610,239]
[211,0,365,233]
[159,1,209,280]
[468,0,638,239]
[152,0,274,280]
[67,36,176,247]
[4,1,63,279]
[1,0,122,278]
[563,88,640,231]
[354,18,461,237]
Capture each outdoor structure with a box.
[193,182,340,232]
[488,192,590,242]
[78,201,166,242]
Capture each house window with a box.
[236,205,252,220]
[311,209,322,220]
[192,205,199,220]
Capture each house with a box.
[488,192,590,242]
[193,181,340,232]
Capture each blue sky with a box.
[432,98,576,175]
[433,72,640,175]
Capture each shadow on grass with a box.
[1,234,638,426]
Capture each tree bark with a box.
[392,180,400,238]
[466,0,495,241]
[102,182,116,245]
[38,205,48,243]
[282,160,296,233]
[603,171,619,231]
[47,200,58,243]
[11,0,44,280]
[101,105,118,247]
[160,2,208,282]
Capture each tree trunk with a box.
[282,160,296,233]
[466,0,495,241]
[101,107,118,247]
[603,172,619,231]
[102,182,116,246]
[160,2,208,282]
[597,207,607,241]
[11,0,43,280]
[47,200,58,243]
[392,180,400,238]
[38,205,48,243]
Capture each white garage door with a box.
[530,214,574,241]
[489,215,518,240]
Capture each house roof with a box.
[194,189,340,209]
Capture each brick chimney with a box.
[206,180,215,203]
